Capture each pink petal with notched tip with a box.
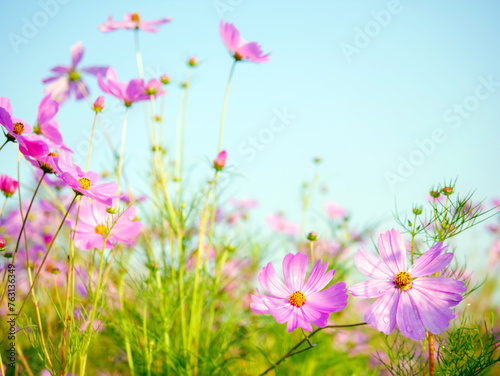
[239,42,270,63]
[219,20,240,52]
[250,290,270,314]
[364,287,399,335]
[409,287,456,336]
[70,41,84,68]
[306,282,348,313]
[377,229,407,275]
[396,290,426,340]
[409,243,451,277]
[258,262,290,298]
[353,248,394,280]
[282,252,308,292]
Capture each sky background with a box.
[1,0,499,278]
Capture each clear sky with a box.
[1,0,499,257]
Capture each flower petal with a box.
[409,243,452,277]
[250,289,270,315]
[349,280,394,298]
[377,229,407,274]
[306,282,348,313]
[302,259,328,295]
[354,248,394,280]
[282,252,308,292]
[364,287,399,335]
[71,41,84,68]
[410,287,456,335]
[258,262,291,298]
[412,278,465,306]
[396,290,426,340]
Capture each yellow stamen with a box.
[131,12,140,24]
[395,271,412,290]
[78,178,91,190]
[95,224,106,235]
[289,291,306,307]
[13,122,25,135]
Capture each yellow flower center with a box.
[234,51,243,61]
[131,13,140,24]
[13,122,25,135]
[68,70,80,82]
[78,178,91,190]
[395,271,412,290]
[95,224,106,235]
[289,291,306,307]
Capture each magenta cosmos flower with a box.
[98,12,172,33]
[56,151,118,206]
[251,252,348,332]
[0,97,49,157]
[0,175,18,198]
[35,95,71,151]
[219,20,270,63]
[97,68,155,107]
[42,41,108,103]
[66,198,142,250]
[349,229,466,340]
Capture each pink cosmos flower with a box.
[98,13,172,33]
[349,229,466,340]
[97,68,152,107]
[266,213,299,236]
[0,97,49,157]
[0,236,5,250]
[35,95,71,151]
[66,198,142,250]
[251,252,348,332]
[219,20,270,63]
[56,151,118,206]
[493,198,500,207]
[325,201,346,219]
[93,95,105,112]
[0,175,18,198]
[42,42,108,103]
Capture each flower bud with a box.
[181,81,189,88]
[430,190,440,198]
[412,206,423,215]
[106,207,119,214]
[93,96,105,113]
[213,151,227,171]
[0,236,6,250]
[188,56,198,67]
[160,74,170,85]
[441,186,453,196]
[307,232,318,241]
[314,157,322,164]
[144,79,161,95]
[0,175,18,198]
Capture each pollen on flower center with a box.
[48,152,59,157]
[289,291,306,307]
[95,224,106,235]
[395,271,412,290]
[78,178,91,190]
[131,13,140,24]
[234,51,243,61]
[68,70,80,82]
[13,122,25,135]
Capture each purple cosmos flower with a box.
[349,229,466,340]
[0,97,49,157]
[35,95,71,151]
[251,252,348,332]
[98,12,172,33]
[66,198,142,250]
[56,151,118,206]
[0,175,18,198]
[97,68,151,107]
[219,20,270,63]
[42,42,108,103]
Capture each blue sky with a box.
[1,0,499,265]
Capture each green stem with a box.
[116,109,129,192]
[217,61,237,153]
[0,197,6,222]
[85,112,98,172]
[0,139,8,152]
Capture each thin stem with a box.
[300,328,313,347]
[428,332,435,376]
[0,171,46,308]
[217,61,237,153]
[0,197,6,222]
[258,322,367,376]
[309,241,314,265]
[134,30,144,78]
[411,213,417,264]
[0,195,77,345]
[85,112,99,172]
[116,109,129,192]
[0,139,9,152]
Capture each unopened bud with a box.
[314,157,322,164]
[106,207,119,214]
[160,74,170,85]
[412,206,423,215]
[430,190,440,199]
[307,232,318,241]
[0,236,5,250]
[441,186,453,196]
[213,151,227,171]
[188,56,198,67]
[0,175,18,198]
[93,96,105,113]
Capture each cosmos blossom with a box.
[56,151,119,206]
[98,12,172,33]
[97,68,154,107]
[66,198,142,250]
[35,95,71,151]
[0,97,49,157]
[325,201,346,219]
[219,20,270,63]
[251,252,348,332]
[349,229,466,340]
[266,213,299,236]
[42,41,108,103]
